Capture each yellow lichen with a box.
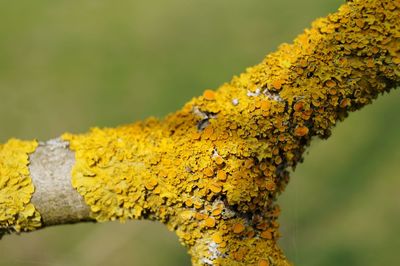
[60,0,399,265]
[0,139,41,235]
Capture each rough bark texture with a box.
[0,0,399,265]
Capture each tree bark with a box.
[0,0,399,265]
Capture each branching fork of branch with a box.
[0,0,399,265]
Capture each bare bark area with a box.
[29,139,91,226]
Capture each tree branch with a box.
[0,0,399,265]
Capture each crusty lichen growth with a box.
[60,0,399,265]
[0,139,41,236]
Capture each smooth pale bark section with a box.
[29,138,91,226]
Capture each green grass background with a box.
[0,0,399,265]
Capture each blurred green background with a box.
[0,0,399,265]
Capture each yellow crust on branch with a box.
[63,0,399,265]
[0,139,41,234]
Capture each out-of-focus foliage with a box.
[0,0,398,265]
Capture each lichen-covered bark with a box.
[0,140,41,235]
[0,0,399,265]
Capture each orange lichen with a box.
[0,139,41,235]
[212,233,223,244]
[293,101,304,112]
[202,126,214,139]
[145,178,158,190]
[214,156,224,165]
[212,208,222,216]
[196,213,206,220]
[209,183,222,193]
[272,79,283,90]
[325,80,337,88]
[260,230,273,240]
[204,217,216,228]
[294,126,309,137]
[265,180,276,192]
[216,170,227,181]
[232,223,245,234]
[203,90,216,101]
[203,167,214,177]
[59,0,399,265]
